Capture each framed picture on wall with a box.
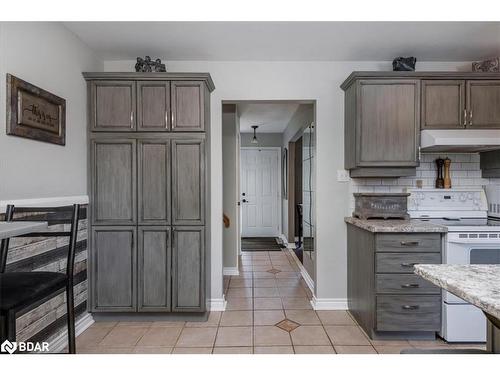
[282,147,288,199]
[6,74,66,145]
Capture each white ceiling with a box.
[237,102,301,133]
[64,22,500,61]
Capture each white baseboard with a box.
[310,296,348,310]
[0,195,89,211]
[287,248,315,293]
[50,313,94,353]
[209,297,227,311]
[223,267,239,276]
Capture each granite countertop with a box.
[415,264,500,321]
[344,217,448,233]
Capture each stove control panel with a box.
[407,188,488,213]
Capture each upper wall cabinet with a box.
[171,81,205,132]
[421,80,465,129]
[467,81,500,128]
[137,81,171,131]
[91,81,136,131]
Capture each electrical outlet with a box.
[337,170,350,182]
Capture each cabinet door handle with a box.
[469,109,473,126]
[401,283,420,289]
[130,111,134,128]
[400,262,417,268]
[463,109,467,127]
[400,241,419,246]
[171,111,174,128]
[402,305,420,310]
[418,146,421,162]
[165,110,169,128]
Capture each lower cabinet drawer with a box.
[376,274,441,294]
[376,252,441,273]
[376,295,441,331]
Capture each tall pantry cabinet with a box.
[84,72,214,315]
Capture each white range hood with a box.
[420,129,500,152]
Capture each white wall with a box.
[104,59,471,304]
[0,22,103,200]
[240,132,283,148]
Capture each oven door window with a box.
[469,248,500,264]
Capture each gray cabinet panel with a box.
[138,139,170,225]
[376,233,441,253]
[376,274,441,295]
[171,81,205,132]
[138,226,171,312]
[357,80,420,167]
[91,139,137,225]
[172,138,205,225]
[376,252,441,273]
[137,81,170,131]
[421,80,465,129]
[172,226,205,312]
[91,81,136,131]
[92,226,137,311]
[467,80,500,128]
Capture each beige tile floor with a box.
[76,249,486,354]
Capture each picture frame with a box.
[282,147,288,199]
[6,74,66,145]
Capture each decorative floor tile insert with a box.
[275,318,300,332]
[267,268,282,274]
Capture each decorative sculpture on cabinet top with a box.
[135,56,166,72]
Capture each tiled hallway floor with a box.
[77,250,486,354]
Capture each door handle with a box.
[463,109,467,127]
[469,109,473,126]
[400,262,417,268]
[400,241,419,246]
[401,283,420,289]
[242,199,248,203]
[402,305,420,310]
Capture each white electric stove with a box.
[408,187,500,343]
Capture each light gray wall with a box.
[104,59,472,305]
[240,132,283,148]
[222,104,240,272]
[281,104,314,244]
[0,22,103,200]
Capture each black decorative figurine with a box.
[135,56,166,72]
[392,57,417,71]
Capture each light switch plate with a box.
[337,170,350,182]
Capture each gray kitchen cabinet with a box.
[172,226,205,312]
[138,139,171,225]
[347,223,442,338]
[91,81,136,131]
[137,81,170,131]
[343,78,420,177]
[171,138,205,225]
[421,80,466,129]
[92,226,137,312]
[85,72,214,316]
[91,138,137,225]
[171,81,205,132]
[138,226,171,312]
[467,80,500,128]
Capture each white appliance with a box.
[408,187,500,342]
[420,129,500,152]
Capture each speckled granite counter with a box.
[415,265,500,321]
[345,217,448,233]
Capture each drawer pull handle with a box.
[400,241,419,246]
[401,283,420,289]
[402,305,420,310]
[400,262,417,268]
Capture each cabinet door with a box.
[137,81,170,131]
[92,227,137,311]
[467,80,500,128]
[357,80,420,167]
[172,138,205,225]
[91,139,137,225]
[138,227,171,312]
[138,139,170,225]
[421,80,465,129]
[172,226,205,312]
[171,81,205,132]
[91,81,136,131]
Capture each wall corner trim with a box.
[209,297,227,311]
[310,296,349,310]
[223,267,239,276]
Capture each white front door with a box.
[240,148,280,237]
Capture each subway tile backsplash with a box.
[349,153,500,211]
